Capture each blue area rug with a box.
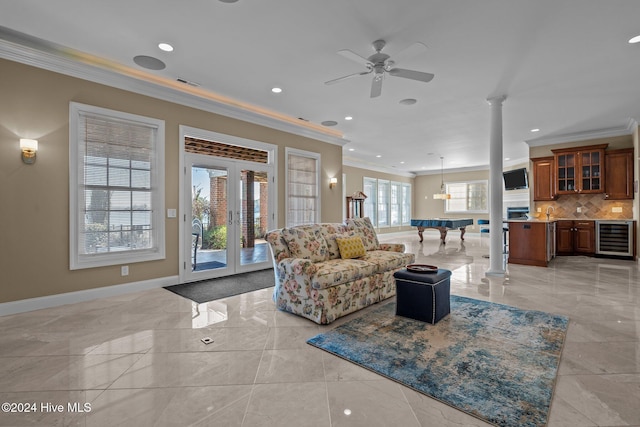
[307,295,568,427]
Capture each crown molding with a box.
[412,156,529,176]
[0,29,347,147]
[343,158,416,178]
[525,118,638,147]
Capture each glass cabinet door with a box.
[556,153,575,193]
[580,150,601,192]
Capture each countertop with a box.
[506,218,634,223]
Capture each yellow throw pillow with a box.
[336,236,366,259]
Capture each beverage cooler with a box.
[595,220,634,258]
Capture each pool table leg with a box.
[460,226,466,240]
[417,226,425,242]
[438,227,448,243]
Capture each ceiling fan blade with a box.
[370,75,383,98]
[325,69,372,85]
[388,68,434,83]
[337,49,373,66]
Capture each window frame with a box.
[363,177,412,228]
[363,177,377,225]
[285,147,321,227]
[444,179,489,214]
[69,102,165,270]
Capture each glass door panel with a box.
[189,165,231,278]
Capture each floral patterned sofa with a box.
[265,217,415,324]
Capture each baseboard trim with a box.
[0,276,179,317]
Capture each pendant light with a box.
[433,156,451,200]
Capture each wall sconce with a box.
[20,139,38,164]
[329,177,338,189]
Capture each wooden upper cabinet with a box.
[552,144,607,195]
[532,156,556,201]
[605,148,634,200]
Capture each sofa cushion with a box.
[310,258,378,290]
[362,250,414,274]
[318,223,349,260]
[282,225,329,262]
[345,217,380,251]
[336,236,366,259]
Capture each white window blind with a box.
[70,103,165,269]
[286,148,320,226]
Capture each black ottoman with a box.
[393,268,452,324]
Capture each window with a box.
[286,148,320,226]
[401,183,411,225]
[390,182,402,226]
[445,180,488,213]
[363,177,377,225]
[363,177,412,228]
[377,180,390,227]
[69,103,165,269]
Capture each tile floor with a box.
[0,231,639,426]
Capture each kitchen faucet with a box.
[545,206,555,221]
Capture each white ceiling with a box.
[2,0,640,174]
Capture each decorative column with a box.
[486,95,506,276]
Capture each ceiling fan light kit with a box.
[325,39,434,98]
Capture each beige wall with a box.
[0,59,343,303]
[415,169,492,232]
[342,165,414,234]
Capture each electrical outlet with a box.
[576,207,582,213]
[536,208,542,213]
[612,207,623,213]
[121,265,129,276]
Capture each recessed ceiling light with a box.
[348,148,355,151]
[376,155,382,158]
[219,0,239,3]
[399,98,417,105]
[345,116,353,121]
[504,157,510,161]
[530,128,540,132]
[629,35,640,43]
[158,43,174,52]
[321,120,338,127]
[271,87,282,93]
[400,161,405,164]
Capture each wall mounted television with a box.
[503,167,529,190]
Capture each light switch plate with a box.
[576,207,582,213]
[167,208,177,218]
[612,207,623,213]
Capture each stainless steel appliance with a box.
[596,220,634,257]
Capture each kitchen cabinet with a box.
[556,220,595,255]
[508,221,555,267]
[552,144,607,195]
[605,148,634,200]
[531,156,556,201]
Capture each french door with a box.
[180,127,276,283]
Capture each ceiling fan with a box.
[325,39,434,98]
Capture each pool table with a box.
[410,218,474,243]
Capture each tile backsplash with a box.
[532,194,633,220]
